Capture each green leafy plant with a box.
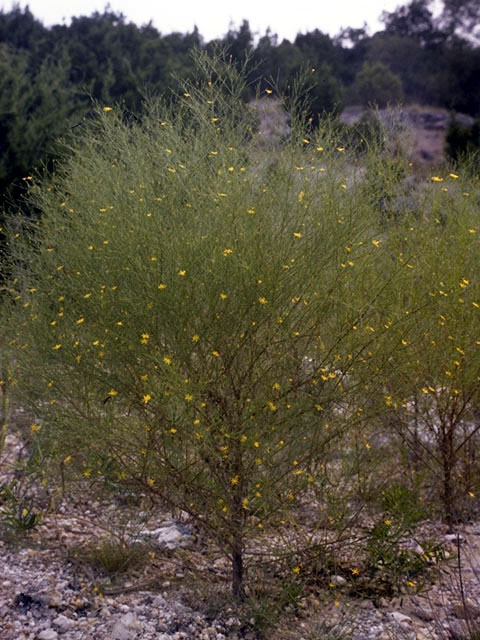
[71,535,150,578]
[380,481,429,528]
[363,517,445,597]
[0,479,42,535]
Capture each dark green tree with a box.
[0,45,77,211]
[352,61,404,107]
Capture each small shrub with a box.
[352,62,403,108]
[363,518,445,597]
[71,536,149,578]
[0,479,42,537]
[446,117,480,162]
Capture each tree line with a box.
[0,0,479,213]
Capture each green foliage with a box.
[1,2,480,225]
[446,117,480,163]
[353,62,404,108]
[3,51,388,597]
[0,44,78,206]
[3,49,480,604]
[380,482,428,528]
[364,518,445,596]
[307,64,344,124]
[71,536,149,578]
[243,576,305,635]
[0,479,42,536]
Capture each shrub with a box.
[353,62,404,108]
[446,117,480,163]
[3,51,392,598]
[5,51,480,602]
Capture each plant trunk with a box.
[0,373,10,455]
[441,428,455,526]
[232,541,245,600]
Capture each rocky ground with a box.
[3,503,480,640]
[2,429,480,640]
[253,98,475,169]
[340,104,474,168]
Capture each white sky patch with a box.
[1,0,406,42]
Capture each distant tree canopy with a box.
[353,61,404,108]
[0,1,479,214]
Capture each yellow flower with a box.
[107,390,118,397]
[231,475,239,485]
[142,394,152,404]
[192,334,200,342]
[53,344,62,350]
[212,350,220,357]
[163,356,172,365]
[258,297,268,305]
[292,566,300,574]
[30,423,41,432]
[219,292,228,300]
[242,498,249,509]
[103,106,113,112]
[351,567,359,575]
[158,283,167,290]
[384,518,392,526]
[293,232,302,238]
[265,88,273,94]
[178,269,186,276]
[185,394,193,402]
[431,176,443,182]
[223,248,233,256]
[449,173,459,179]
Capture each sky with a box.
[1,0,406,42]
